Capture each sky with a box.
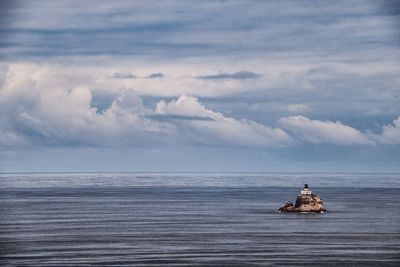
[0,0,400,172]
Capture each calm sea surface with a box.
[1,173,399,266]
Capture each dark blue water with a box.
[1,173,400,266]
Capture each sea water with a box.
[1,173,399,266]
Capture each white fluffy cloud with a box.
[5,85,174,146]
[156,95,216,118]
[0,64,173,147]
[279,115,374,145]
[0,64,292,148]
[156,96,293,147]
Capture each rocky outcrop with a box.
[279,185,326,213]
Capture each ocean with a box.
[1,173,399,266]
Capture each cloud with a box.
[156,95,215,118]
[146,73,164,79]
[0,64,174,147]
[156,96,293,147]
[1,0,398,62]
[196,71,261,80]
[371,116,400,144]
[0,64,292,148]
[1,62,399,151]
[279,115,374,145]
[111,72,136,79]
[0,60,295,98]
[287,103,311,113]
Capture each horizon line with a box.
[1,171,400,175]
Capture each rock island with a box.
[278,184,326,213]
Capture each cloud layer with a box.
[1,0,399,61]
[1,62,398,150]
[0,64,291,148]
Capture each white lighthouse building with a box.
[300,184,312,195]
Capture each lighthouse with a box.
[300,184,312,195]
[278,183,327,213]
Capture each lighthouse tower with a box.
[300,184,312,195]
